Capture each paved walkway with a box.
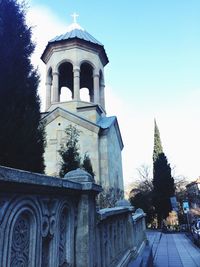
[148,231,200,267]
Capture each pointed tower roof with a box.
[41,16,109,65]
[49,22,103,46]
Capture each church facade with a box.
[41,19,124,191]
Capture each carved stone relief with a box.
[59,207,68,267]
[10,213,30,267]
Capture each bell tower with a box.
[41,16,124,194]
[41,15,108,114]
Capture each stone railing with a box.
[96,207,134,267]
[132,209,147,253]
[0,166,146,267]
[95,205,146,267]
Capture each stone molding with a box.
[42,107,100,134]
[0,165,102,193]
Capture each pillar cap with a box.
[64,168,94,183]
[135,208,145,214]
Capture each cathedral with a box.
[41,15,124,191]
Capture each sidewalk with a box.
[128,230,200,267]
[149,231,200,267]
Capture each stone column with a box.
[93,71,100,104]
[45,81,51,111]
[64,169,102,267]
[73,67,80,101]
[76,193,96,267]
[52,72,59,102]
[100,82,105,109]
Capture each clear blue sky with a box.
[28,0,200,185]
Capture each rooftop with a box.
[49,22,103,46]
[41,15,109,65]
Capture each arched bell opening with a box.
[80,87,90,102]
[58,62,73,102]
[60,87,73,102]
[80,62,94,103]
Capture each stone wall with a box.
[0,166,146,267]
[106,122,124,190]
[43,110,100,179]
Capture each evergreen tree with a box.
[153,119,163,163]
[82,153,95,177]
[153,153,175,224]
[59,125,81,177]
[0,0,45,172]
[152,121,174,226]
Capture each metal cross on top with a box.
[71,12,79,23]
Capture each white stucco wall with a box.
[44,115,100,183]
[43,109,124,193]
[99,124,124,191]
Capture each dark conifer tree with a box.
[153,119,163,163]
[152,120,174,226]
[153,153,175,225]
[59,125,81,177]
[82,153,95,177]
[0,0,45,172]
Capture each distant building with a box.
[40,18,124,192]
[186,177,200,218]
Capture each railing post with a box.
[64,169,101,267]
[132,208,147,251]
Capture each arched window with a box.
[58,62,73,102]
[60,86,72,102]
[80,87,90,102]
[80,62,94,102]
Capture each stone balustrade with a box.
[95,205,146,267]
[132,209,147,253]
[96,207,134,267]
[0,166,146,267]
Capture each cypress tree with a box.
[82,153,95,177]
[152,120,174,226]
[0,0,45,172]
[153,119,163,163]
[59,125,81,177]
